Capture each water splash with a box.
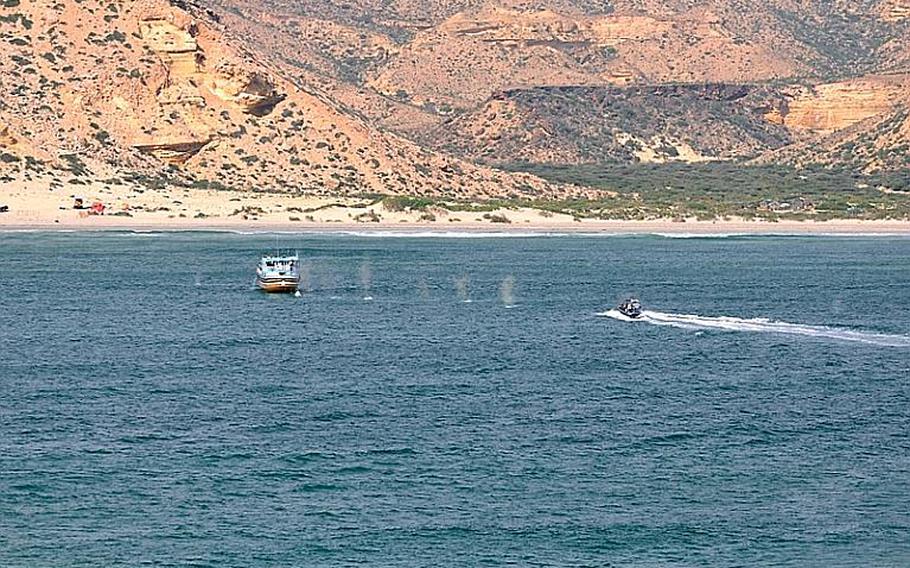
[500,275,516,307]
[600,309,910,347]
[417,277,431,301]
[299,264,311,293]
[360,261,372,301]
[454,275,471,303]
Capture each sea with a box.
[1,231,909,567]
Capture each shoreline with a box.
[3,176,910,235]
[4,218,910,235]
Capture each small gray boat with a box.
[617,297,643,319]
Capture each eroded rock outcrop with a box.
[209,64,285,115]
[777,78,909,134]
[137,12,285,116]
[139,16,201,78]
[133,138,212,163]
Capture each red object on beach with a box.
[90,202,105,215]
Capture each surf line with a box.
[599,309,910,347]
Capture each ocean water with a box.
[1,231,909,567]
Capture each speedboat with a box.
[617,297,643,319]
[256,252,301,293]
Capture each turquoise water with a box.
[1,231,909,566]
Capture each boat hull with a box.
[618,307,643,318]
[256,277,300,293]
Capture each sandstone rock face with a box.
[133,138,213,164]
[138,11,284,114]
[758,107,910,173]
[780,78,910,134]
[588,15,673,45]
[439,8,590,40]
[139,17,201,78]
[209,64,284,115]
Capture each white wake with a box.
[599,309,910,347]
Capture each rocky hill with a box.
[2,0,909,202]
[0,0,569,200]
[201,0,910,175]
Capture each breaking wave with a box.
[219,230,583,238]
[652,232,910,239]
[600,309,910,347]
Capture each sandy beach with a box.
[3,176,910,234]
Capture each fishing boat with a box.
[617,297,643,319]
[256,252,300,293]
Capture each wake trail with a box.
[599,309,910,347]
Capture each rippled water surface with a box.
[1,232,909,566]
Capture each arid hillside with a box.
[423,84,794,165]
[2,0,909,204]
[422,75,910,171]
[201,0,910,176]
[0,0,570,199]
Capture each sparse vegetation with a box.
[354,210,381,222]
[505,162,910,220]
[483,212,511,224]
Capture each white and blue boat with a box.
[256,252,300,293]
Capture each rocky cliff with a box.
[773,77,909,134]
